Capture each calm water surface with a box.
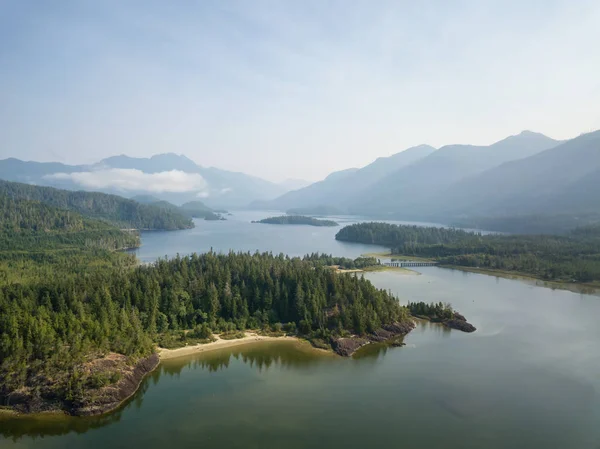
[2,212,599,449]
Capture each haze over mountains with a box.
[253,129,600,232]
[0,153,287,208]
[252,144,436,211]
[256,131,563,214]
[1,129,598,233]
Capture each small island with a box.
[407,301,477,332]
[252,215,339,227]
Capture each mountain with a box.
[255,145,436,211]
[0,153,287,208]
[131,194,161,204]
[350,131,560,216]
[0,158,84,183]
[94,153,287,207]
[278,178,311,191]
[0,180,193,230]
[93,153,199,173]
[434,130,600,219]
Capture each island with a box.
[252,215,339,226]
[407,301,477,332]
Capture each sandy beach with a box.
[158,333,299,360]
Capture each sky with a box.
[1,0,599,183]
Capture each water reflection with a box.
[161,341,340,375]
[0,341,345,440]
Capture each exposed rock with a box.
[2,353,160,417]
[443,319,476,333]
[369,328,395,342]
[73,353,160,416]
[453,312,467,322]
[332,320,416,356]
[332,337,370,357]
[382,320,416,336]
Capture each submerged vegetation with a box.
[336,222,600,283]
[253,215,339,226]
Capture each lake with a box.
[1,212,599,449]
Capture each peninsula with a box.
[335,222,600,284]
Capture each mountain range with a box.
[0,153,287,208]
[2,129,598,233]
[253,129,600,232]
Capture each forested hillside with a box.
[0,195,139,283]
[0,180,193,230]
[336,222,600,283]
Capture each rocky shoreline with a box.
[2,353,160,417]
[331,320,416,357]
[2,313,473,417]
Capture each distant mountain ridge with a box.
[0,153,286,208]
[432,130,600,218]
[350,131,561,216]
[254,144,436,211]
[250,129,600,234]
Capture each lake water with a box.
[2,212,600,449]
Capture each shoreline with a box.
[333,265,419,275]
[2,322,420,420]
[361,250,599,294]
[441,265,600,295]
[158,333,300,361]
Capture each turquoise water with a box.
[1,213,599,449]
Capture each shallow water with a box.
[2,213,599,449]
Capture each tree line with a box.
[0,250,410,405]
[0,180,193,230]
[336,222,600,283]
[253,215,339,227]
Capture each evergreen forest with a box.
[336,222,600,282]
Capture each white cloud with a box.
[45,169,208,193]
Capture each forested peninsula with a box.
[0,194,471,417]
[335,222,600,283]
[252,215,339,226]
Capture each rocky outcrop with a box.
[444,318,476,333]
[73,353,160,416]
[2,353,160,417]
[332,337,370,357]
[332,320,416,357]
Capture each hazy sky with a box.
[1,1,599,182]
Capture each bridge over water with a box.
[384,261,437,268]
